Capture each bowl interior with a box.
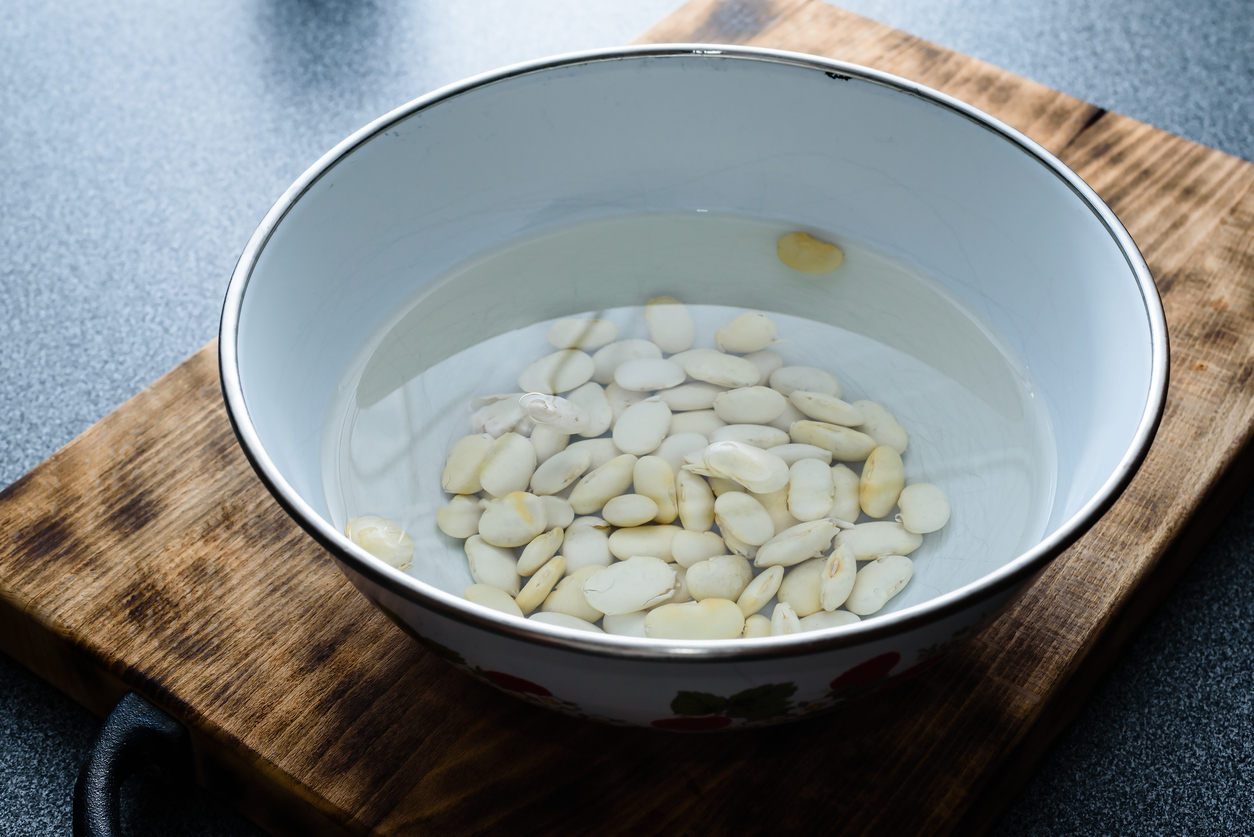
[232,50,1158,624]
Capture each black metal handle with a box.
[73,692,191,837]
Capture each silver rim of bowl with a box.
[219,44,1169,663]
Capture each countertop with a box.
[2,0,1252,834]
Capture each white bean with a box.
[708,477,745,496]
[542,565,605,621]
[479,432,538,497]
[568,453,638,514]
[517,526,564,575]
[770,602,802,636]
[663,348,704,370]
[769,366,841,398]
[582,556,677,615]
[515,555,567,615]
[612,398,671,455]
[650,564,692,607]
[436,495,483,539]
[529,612,604,633]
[529,424,569,464]
[602,610,649,637]
[518,349,595,394]
[519,392,592,434]
[799,610,860,631]
[477,491,548,548]
[645,296,695,353]
[464,535,520,594]
[709,423,791,449]
[654,432,709,473]
[768,444,833,466]
[345,516,414,570]
[897,483,951,534]
[539,495,575,530]
[755,519,839,568]
[712,386,788,424]
[751,487,802,534]
[787,458,835,521]
[470,395,535,438]
[833,522,923,561]
[602,494,659,527]
[441,433,494,494]
[778,557,826,617]
[742,613,772,638]
[681,349,761,388]
[605,381,647,426]
[564,438,621,470]
[671,530,729,568]
[715,312,778,353]
[529,446,593,496]
[561,517,614,574]
[736,564,783,616]
[634,456,678,524]
[469,392,519,408]
[742,349,784,386]
[464,584,524,618]
[789,421,877,462]
[675,469,716,532]
[607,524,682,562]
[592,339,662,385]
[656,382,727,411]
[830,463,862,524]
[853,400,909,454]
[789,391,865,427]
[668,410,727,437]
[614,358,686,391]
[686,554,753,602]
[767,401,808,432]
[645,599,745,640]
[722,531,758,561]
[859,446,905,519]
[820,544,857,611]
[547,318,618,350]
[684,440,789,494]
[565,382,613,437]
[845,555,914,615]
[713,492,775,546]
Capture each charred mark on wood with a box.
[0,471,34,504]
[11,515,78,562]
[691,0,778,43]
[1202,325,1237,349]
[199,429,242,470]
[1237,360,1254,388]
[120,580,175,626]
[167,630,221,666]
[1079,106,1108,133]
[106,488,164,538]
[296,638,341,676]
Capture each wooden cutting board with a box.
[4,0,1254,834]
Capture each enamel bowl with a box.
[220,46,1167,729]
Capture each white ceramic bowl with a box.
[220,46,1167,729]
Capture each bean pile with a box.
[347,242,951,640]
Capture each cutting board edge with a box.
[955,425,1254,834]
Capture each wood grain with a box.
[4,1,1254,834]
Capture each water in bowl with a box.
[320,212,1057,614]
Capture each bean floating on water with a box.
[776,231,845,273]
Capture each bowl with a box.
[219,45,1167,729]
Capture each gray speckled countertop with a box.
[2,1,1252,834]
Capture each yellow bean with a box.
[777,231,845,273]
